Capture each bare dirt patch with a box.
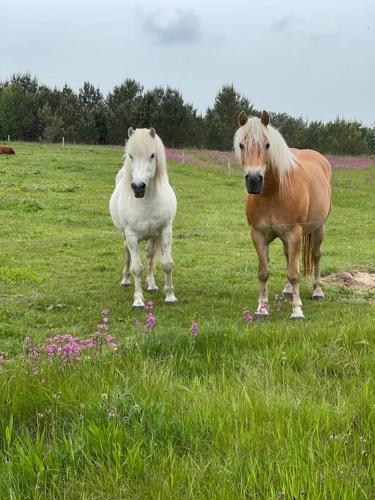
[323,272,375,292]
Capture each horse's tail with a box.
[302,233,313,278]
[146,238,162,264]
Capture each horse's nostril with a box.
[131,182,146,192]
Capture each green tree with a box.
[38,104,64,142]
[78,82,108,143]
[271,113,306,148]
[107,79,143,144]
[58,85,82,142]
[0,73,40,140]
[204,84,254,150]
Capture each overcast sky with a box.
[1,0,374,124]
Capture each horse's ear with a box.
[261,111,270,127]
[149,128,156,138]
[128,127,135,138]
[238,111,248,127]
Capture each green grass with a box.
[0,143,375,498]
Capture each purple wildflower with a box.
[191,321,199,338]
[243,310,254,324]
[144,313,156,332]
[101,308,110,316]
[145,301,154,312]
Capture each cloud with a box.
[137,8,201,45]
[270,16,293,31]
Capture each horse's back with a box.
[291,149,331,182]
[291,148,332,230]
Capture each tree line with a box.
[0,73,374,155]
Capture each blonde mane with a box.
[234,117,298,177]
[121,128,168,187]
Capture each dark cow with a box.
[0,146,16,155]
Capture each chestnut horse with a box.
[0,146,15,155]
[234,111,331,320]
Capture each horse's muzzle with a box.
[131,182,146,198]
[245,173,264,194]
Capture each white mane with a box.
[234,117,298,177]
[117,128,168,188]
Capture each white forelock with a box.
[233,117,298,177]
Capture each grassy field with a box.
[0,143,375,498]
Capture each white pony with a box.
[109,127,177,308]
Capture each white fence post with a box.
[182,151,185,165]
[62,136,65,147]
[7,135,10,142]
[227,159,231,176]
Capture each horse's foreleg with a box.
[312,225,325,301]
[282,242,293,300]
[160,229,177,305]
[287,227,304,319]
[146,239,158,293]
[120,241,131,288]
[125,234,144,309]
[251,228,269,319]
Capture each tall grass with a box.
[0,144,374,498]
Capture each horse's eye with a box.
[129,154,133,160]
[150,153,155,160]
[239,143,245,150]
[265,143,270,150]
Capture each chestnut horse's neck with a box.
[263,163,284,197]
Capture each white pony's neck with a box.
[234,117,298,177]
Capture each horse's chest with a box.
[122,202,174,238]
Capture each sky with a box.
[1,0,374,124]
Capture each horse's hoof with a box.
[290,314,304,320]
[282,292,293,301]
[312,295,325,302]
[132,304,144,310]
[147,288,158,294]
[254,313,269,321]
[165,299,177,306]
[120,282,131,288]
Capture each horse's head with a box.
[126,127,158,198]
[234,111,271,195]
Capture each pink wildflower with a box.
[145,301,154,312]
[191,322,199,338]
[101,308,110,316]
[243,310,254,324]
[144,313,156,331]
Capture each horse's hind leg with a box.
[120,241,131,288]
[311,225,325,301]
[146,239,158,293]
[282,242,293,300]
